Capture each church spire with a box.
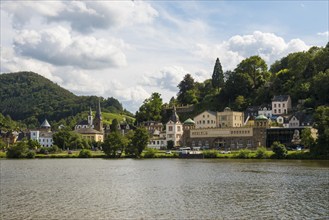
[170,105,180,123]
[94,99,103,133]
[95,99,102,120]
[88,107,93,127]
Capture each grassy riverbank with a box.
[1,149,327,160]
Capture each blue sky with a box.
[1,1,328,112]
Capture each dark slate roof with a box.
[272,95,290,102]
[76,120,89,126]
[169,107,180,123]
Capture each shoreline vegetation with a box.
[0,149,328,160]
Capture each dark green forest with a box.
[135,43,329,124]
[0,71,130,128]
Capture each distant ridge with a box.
[0,71,126,122]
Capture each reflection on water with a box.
[1,159,328,219]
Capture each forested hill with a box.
[0,71,127,125]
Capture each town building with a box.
[194,110,217,129]
[75,100,104,142]
[30,119,54,147]
[166,106,183,147]
[258,105,272,118]
[272,95,292,115]
[183,114,268,150]
[217,107,244,128]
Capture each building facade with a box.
[194,110,217,129]
[166,106,183,147]
[217,107,244,128]
[272,95,292,115]
[75,100,104,142]
[30,119,53,147]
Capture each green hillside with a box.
[0,71,132,128]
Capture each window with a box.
[279,109,281,114]
[278,104,281,108]
[274,104,276,107]
[177,126,181,131]
[274,109,277,114]
[283,103,285,107]
[169,126,173,131]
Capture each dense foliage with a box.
[0,71,127,128]
[174,43,328,119]
[135,93,163,123]
[271,141,288,159]
[312,106,329,156]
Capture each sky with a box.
[1,1,328,113]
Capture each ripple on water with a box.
[0,159,328,219]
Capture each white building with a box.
[258,106,272,118]
[148,131,167,149]
[30,119,53,147]
[272,95,292,115]
[166,106,183,147]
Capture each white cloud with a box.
[13,26,127,69]
[104,82,150,113]
[2,1,65,28]
[3,1,158,32]
[0,46,62,83]
[193,31,310,70]
[142,66,188,92]
[317,31,329,37]
[55,69,105,96]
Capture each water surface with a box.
[1,159,328,219]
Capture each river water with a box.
[1,159,328,219]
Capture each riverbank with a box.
[1,149,327,160]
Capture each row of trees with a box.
[49,126,150,158]
[102,127,149,158]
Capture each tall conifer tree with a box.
[212,58,224,92]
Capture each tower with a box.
[166,105,183,147]
[93,100,104,133]
[88,107,93,127]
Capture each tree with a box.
[135,93,163,122]
[177,74,196,105]
[102,132,128,158]
[235,56,269,90]
[300,128,315,148]
[271,141,287,159]
[312,106,329,155]
[212,58,225,92]
[6,141,30,158]
[110,118,119,133]
[27,139,41,150]
[311,70,329,106]
[167,140,174,150]
[130,127,149,158]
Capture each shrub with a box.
[255,147,269,159]
[38,147,49,154]
[237,149,251,159]
[143,148,156,158]
[26,151,36,159]
[49,145,61,153]
[203,150,218,158]
[78,149,92,158]
[271,141,288,159]
[6,142,29,158]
